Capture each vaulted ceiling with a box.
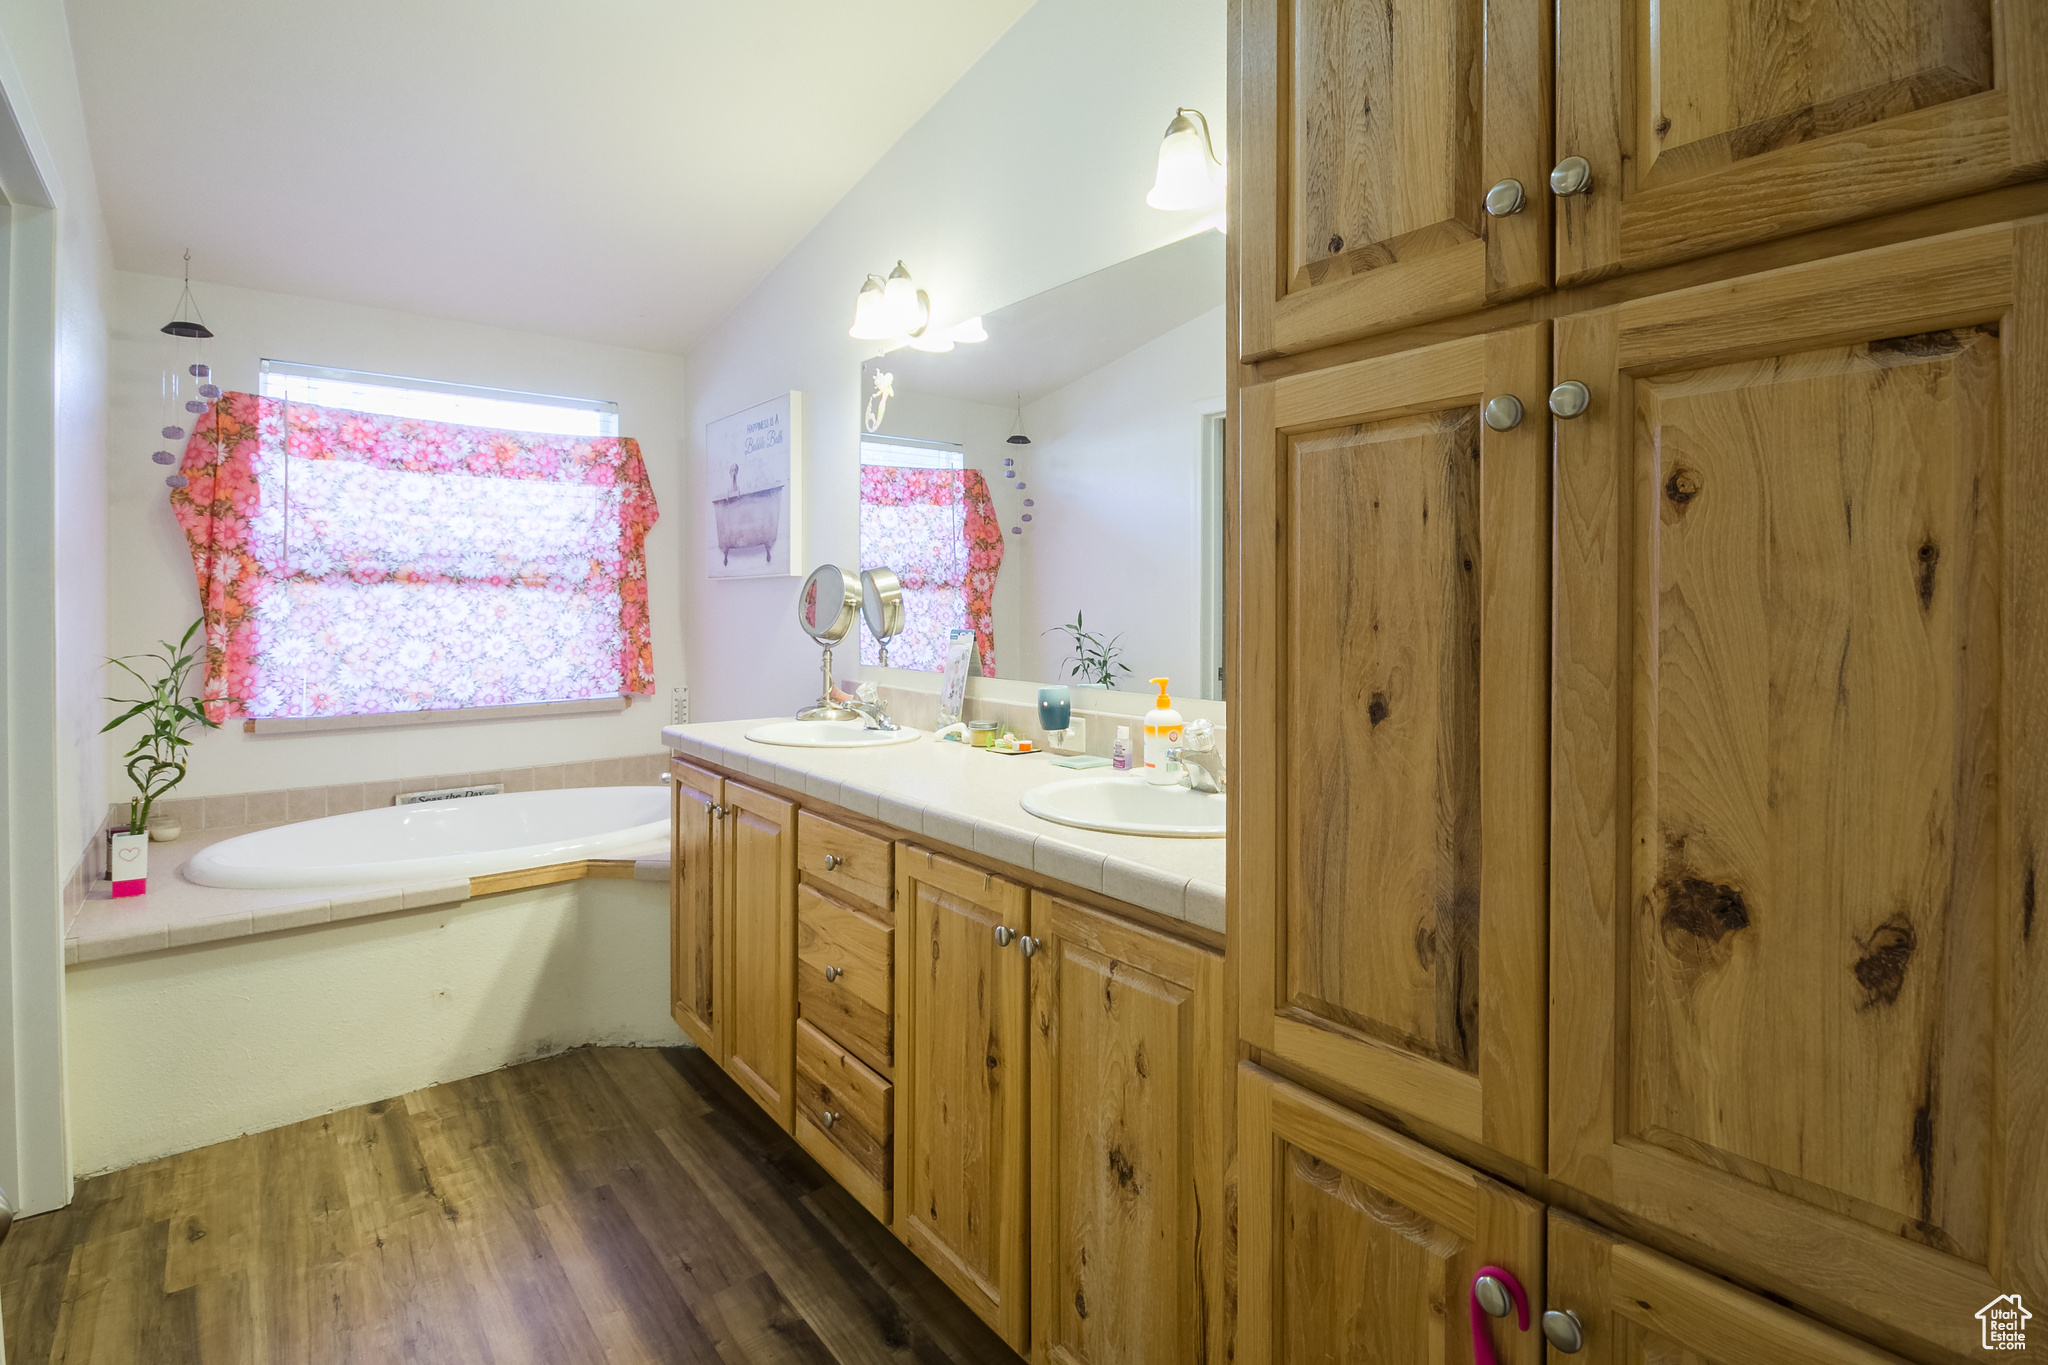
[66,1,1034,353]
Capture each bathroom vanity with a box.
[662,721,1227,1363]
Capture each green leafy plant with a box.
[1044,610,1132,689]
[101,617,220,834]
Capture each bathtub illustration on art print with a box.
[705,392,803,579]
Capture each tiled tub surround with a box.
[663,720,1226,933]
[68,751,674,962]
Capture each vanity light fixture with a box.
[1145,107,1227,211]
[849,275,892,340]
[849,261,989,352]
[880,261,929,336]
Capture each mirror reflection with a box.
[857,229,1225,699]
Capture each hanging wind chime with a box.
[1004,393,1033,536]
[153,249,216,490]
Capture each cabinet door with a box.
[722,781,796,1131]
[1236,1064,1545,1365]
[1555,0,2048,283]
[1237,0,1551,359]
[1238,323,1552,1167]
[1551,222,2048,1363]
[1027,892,1228,1365]
[670,760,724,1056]
[893,843,1031,1351]
[1544,1213,1911,1365]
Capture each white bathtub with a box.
[183,786,669,890]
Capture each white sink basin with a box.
[1020,771,1226,838]
[744,719,921,748]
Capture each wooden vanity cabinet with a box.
[1027,891,1228,1365]
[1550,223,2048,1363]
[719,782,798,1131]
[669,759,725,1055]
[1554,0,2048,285]
[1236,1064,1545,1365]
[1544,1213,1913,1365]
[1236,323,1553,1170]
[1236,0,1551,359]
[893,843,1032,1350]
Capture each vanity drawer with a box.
[793,1018,892,1222]
[796,884,894,1074]
[797,810,893,922]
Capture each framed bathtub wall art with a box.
[705,391,804,579]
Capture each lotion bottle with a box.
[1111,726,1132,771]
[1142,677,1184,785]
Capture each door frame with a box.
[0,32,72,1220]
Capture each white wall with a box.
[1012,306,1224,689]
[683,0,1226,722]
[65,878,683,1176]
[107,271,690,798]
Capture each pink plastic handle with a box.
[1469,1265,1531,1365]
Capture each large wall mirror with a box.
[856,229,1225,699]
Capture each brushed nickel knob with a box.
[823,965,843,982]
[1542,1309,1585,1353]
[709,803,728,819]
[821,1110,839,1129]
[1484,178,1527,217]
[1548,381,1592,419]
[1018,935,1041,959]
[1482,395,1524,431]
[1474,1275,1513,1318]
[823,853,843,870]
[1550,156,1593,196]
[994,925,1014,948]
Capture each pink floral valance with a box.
[170,391,659,721]
[857,465,1003,674]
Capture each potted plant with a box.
[101,617,219,896]
[1044,610,1132,690]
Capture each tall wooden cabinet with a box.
[1230,1,2048,1361]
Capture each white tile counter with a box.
[662,721,1227,934]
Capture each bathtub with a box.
[183,786,669,890]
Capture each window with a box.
[171,364,659,722]
[858,436,1004,673]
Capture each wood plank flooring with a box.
[0,1046,1025,1364]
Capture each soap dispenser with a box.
[1142,677,1184,785]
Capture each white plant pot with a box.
[109,829,149,898]
[149,818,181,842]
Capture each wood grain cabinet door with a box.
[1026,892,1228,1365]
[1554,0,2048,283]
[670,759,725,1056]
[721,781,797,1132]
[1236,1064,1545,1365]
[1237,323,1552,1169]
[1550,221,2048,1363]
[893,844,1031,1352]
[1543,1212,1913,1365]
[1236,0,1551,359]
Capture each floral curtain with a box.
[857,465,1003,674]
[170,392,659,721]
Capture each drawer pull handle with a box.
[823,853,843,871]
[823,965,843,982]
[1018,935,1041,958]
[821,1110,840,1129]
[1541,1310,1584,1353]
[993,925,1014,948]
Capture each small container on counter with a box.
[968,720,1001,748]
[1111,725,1133,770]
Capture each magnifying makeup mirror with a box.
[796,565,864,720]
[860,567,905,667]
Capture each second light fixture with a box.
[848,260,986,353]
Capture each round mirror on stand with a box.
[796,564,863,720]
[860,567,905,667]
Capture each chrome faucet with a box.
[1168,745,1225,794]
[844,682,899,731]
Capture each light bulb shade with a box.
[907,329,955,353]
[849,276,892,339]
[948,316,988,344]
[880,264,927,336]
[1146,111,1227,211]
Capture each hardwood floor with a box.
[0,1046,1026,1364]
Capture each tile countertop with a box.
[67,823,671,965]
[662,721,1227,935]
